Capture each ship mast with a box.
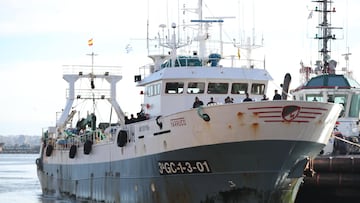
[313,0,342,74]
[300,0,342,84]
[341,47,352,77]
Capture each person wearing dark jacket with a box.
[193,97,204,108]
[273,90,282,100]
[243,93,252,102]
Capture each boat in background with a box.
[292,1,360,202]
[291,0,360,156]
[36,1,342,202]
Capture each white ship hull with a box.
[37,101,342,202]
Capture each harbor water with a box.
[0,153,75,203]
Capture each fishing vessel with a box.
[36,1,342,202]
[291,0,360,156]
[291,1,360,202]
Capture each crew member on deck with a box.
[327,95,334,103]
[225,96,233,103]
[243,93,252,102]
[207,97,216,105]
[273,90,282,100]
[261,94,268,101]
[193,97,204,108]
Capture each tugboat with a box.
[36,1,342,202]
[292,1,360,202]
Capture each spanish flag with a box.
[88,38,93,46]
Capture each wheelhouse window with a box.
[231,83,248,94]
[349,94,360,118]
[333,95,347,105]
[165,82,184,94]
[154,83,161,95]
[148,85,154,96]
[251,83,265,95]
[306,94,323,102]
[146,83,161,96]
[327,95,347,106]
[187,82,205,94]
[207,83,229,94]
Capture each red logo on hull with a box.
[282,105,301,121]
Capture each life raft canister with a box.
[117,130,128,147]
[69,145,77,159]
[84,140,93,155]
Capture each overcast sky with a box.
[0,0,359,136]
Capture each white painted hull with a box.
[37,101,342,202]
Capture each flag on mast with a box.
[88,38,93,46]
[307,11,313,19]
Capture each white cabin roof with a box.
[137,66,273,86]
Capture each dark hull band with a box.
[38,140,324,203]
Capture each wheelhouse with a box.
[137,66,272,117]
[292,74,360,136]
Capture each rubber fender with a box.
[45,145,53,157]
[35,158,43,171]
[197,106,210,122]
[202,113,210,122]
[69,145,77,159]
[117,130,128,147]
[84,140,93,155]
